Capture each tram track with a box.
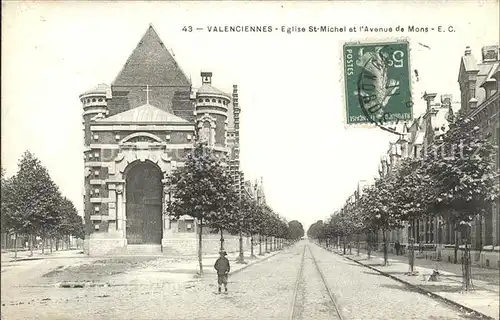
[289,244,344,320]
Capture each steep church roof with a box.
[112,25,191,87]
[98,104,189,123]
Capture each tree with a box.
[9,151,62,256]
[52,196,84,251]
[207,183,239,252]
[166,143,238,275]
[422,115,498,290]
[255,204,267,255]
[391,157,433,273]
[1,167,17,254]
[357,177,406,265]
[242,197,262,258]
[307,220,327,243]
[288,220,305,240]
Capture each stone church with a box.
[80,25,247,255]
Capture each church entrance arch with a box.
[125,161,163,244]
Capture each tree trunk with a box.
[250,235,255,258]
[383,229,388,266]
[29,234,33,257]
[265,236,268,253]
[453,226,459,264]
[367,232,372,259]
[50,237,53,253]
[408,237,415,273]
[237,230,244,263]
[4,232,8,251]
[220,229,224,251]
[343,236,346,255]
[55,238,59,251]
[41,235,45,254]
[356,234,360,256]
[259,235,263,255]
[462,227,473,291]
[198,219,203,275]
[14,233,18,259]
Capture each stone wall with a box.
[162,233,253,256]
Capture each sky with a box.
[2,0,499,232]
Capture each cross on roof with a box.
[143,85,152,105]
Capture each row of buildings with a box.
[347,45,499,269]
[80,25,265,256]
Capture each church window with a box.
[127,136,158,143]
[198,99,203,103]
[94,152,99,158]
[218,99,221,103]
[94,206,100,212]
[98,98,103,102]
[199,121,213,145]
[115,134,120,140]
[92,98,96,102]
[94,170,100,176]
[212,99,216,103]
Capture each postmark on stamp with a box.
[343,41,413,131]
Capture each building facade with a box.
[372,45,499,268]
[80,26,244,255]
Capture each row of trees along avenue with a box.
[307,114,498,290]
[166,143,304,275]
[1,151,84,258]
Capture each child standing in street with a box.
[214,250,230,293]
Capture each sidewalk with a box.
[1,249,85,263]
[321,244,499,320]
[29,246,287,288]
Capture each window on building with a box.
[92,98,96,102]
[198,99,203,103]
[205,99,209,102]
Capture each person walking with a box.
[214,250,230,294]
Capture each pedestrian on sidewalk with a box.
[395,241,401,256]
[214,250,230,294]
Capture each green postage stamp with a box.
[343,41,413,126]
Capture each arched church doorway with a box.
[125,161,163,244]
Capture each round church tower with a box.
[79,84,111,147]
[194,72,231,149]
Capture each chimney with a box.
[464,46,472,56]
[201,72,212,85]
[481,45,499,63]
[440,94,452,107]
[423,92,437,112]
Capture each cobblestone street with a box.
[1,241,481,320]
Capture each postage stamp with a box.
[343,41,413,128]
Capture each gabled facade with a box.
[375,45,499,268]
[456,45,499,268]
[80,25,242,255]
